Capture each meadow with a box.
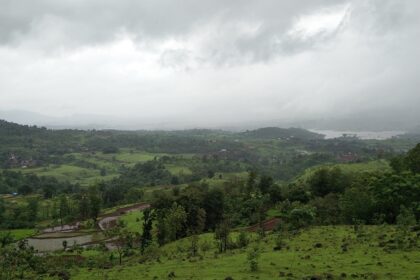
[46,225,420,280]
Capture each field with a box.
[120,210,144,233]
[8,150,197,185]
[48,225,420,280]
[0,228,36,240]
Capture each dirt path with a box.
[42,222,80,233]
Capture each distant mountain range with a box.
[0,109,418,132]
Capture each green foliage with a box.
[88,190,101,224]
[165,202,187,242]
[406,143,420,173]
[308,167,349,197]
[140,208,154,254]
[236,231,249,248]
[288,205,316,230]
[339,186,374,224]
[396,206,417,227]
[246,244,260,272]
[214,219,231,253]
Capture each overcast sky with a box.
[0,0,419,130]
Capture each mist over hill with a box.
[0,110,417,132]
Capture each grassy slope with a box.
[59,225,419,280]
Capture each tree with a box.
[58,195,69,226]
[203,189,224,230]
[369,173,420,223]
[390,155,407,173]
[308,167,347,197]
[141,208,154,254]
[105,221,132,265]
[246,171,257,194]
[156,209,167,246]
[214,219,230,253]
[165,202,187,242]
[89,191,101,225]
[125,188,144,203]
[258,175,273,194]
[339,187,373,224]
[18,185,32,195]
[0,199,4,224]
[289,205,315,230]
[26,197,39,222]
[268,184,283,203]
[406,143,420,173]
[0,232,13,248]
[310,193,340,225]
[78,194,89,220]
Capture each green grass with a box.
[119,210,144,233]
[266,208,282,218]
[13,164,104,185]
[0,228,36,240]
[165,164,193,175]
[201,172,249,187]
[56,225,420,280]
[114,151,165,163]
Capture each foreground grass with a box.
[49,225,419,280]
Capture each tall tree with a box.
[88,192,101,225]
[140,208,154,254]
[58,195,69,226]
[165,202,187,242]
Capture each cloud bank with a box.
[0,0,419,130]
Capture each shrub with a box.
[237,231,249,248]
[247,245,260,272]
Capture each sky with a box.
[0,0,419,130]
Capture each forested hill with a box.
[239,127,324,140]
[0,120,85,163]
[1,119,418,181]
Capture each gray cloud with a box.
[0,0,419,130]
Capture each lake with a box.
[310,130,405,140]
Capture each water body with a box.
[310,130,405,140]
[27,234,93,252]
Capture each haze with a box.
[0,0,419,130]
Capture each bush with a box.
[288,206,315,230]
[247,245,260,272]
[237,231,249,248]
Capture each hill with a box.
[240,127,324,140]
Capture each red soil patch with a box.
[247,218,281,232]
